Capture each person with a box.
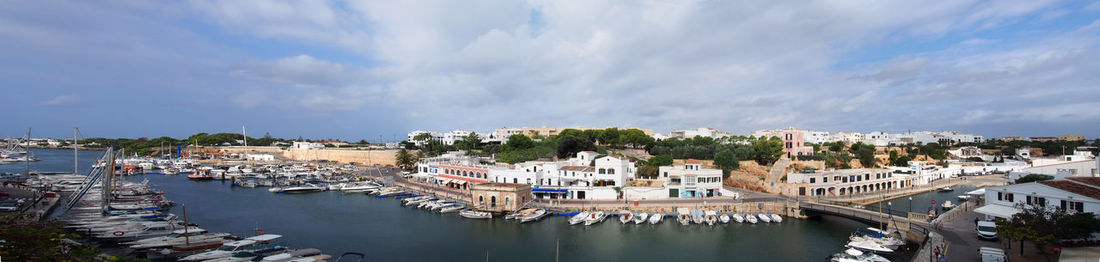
[975,217,980,226]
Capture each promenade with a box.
[809,175,1008,205]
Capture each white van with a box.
[977,221,998,240]
[979,247,1007,262]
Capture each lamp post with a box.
[908,196,913,213]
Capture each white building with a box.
[976,177,1100,220]
[832,132,865,143]
[863,131,895,146]
[441,130,473,146]
[1008,157,1099,181]
[806,131,832,144]
[291,141,324,150]
[406,130,443,146]
[669,128,731,139]
[658,160,724,198]
[896,131,939,145]
[787,169,910,197]
[246,154,276,161]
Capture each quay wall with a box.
[217,146,399,166]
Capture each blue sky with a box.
[1,1,1099,141]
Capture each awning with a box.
[532,188,568,193]
[974,204,1021,219]
[965,188,986,196]
[438,178,452,184]
[455,180,468,185]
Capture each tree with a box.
[637,165,659,179]
[556,135,596,158]
[647,155,674,167]
[850,142,876,168]
[713,149,739,175]
[395,149,417,171]
[598,128,620,146]
[999,205,1100,255]
[751,137,784,164]
[1015,174,1055,184]
[505,134,535,151]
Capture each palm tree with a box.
[395,149,417,171]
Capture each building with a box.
[668,128,731,139]
[1008,157,1099,181]
[290,141,324,150]
[832,132,865,143]
[1000,136,1023,142]
[246,154,276,161]
[786,169,910,197]
[1029,137,1059,142]
[441,130,473,146]
[863,131,895,146]
[406,130,443,146]
[897,131,939,145]
[976,177,1100,220]
[1060,135,1086,142]
[806,131,832,144]
[658,160,724,198]
[754,127,815,158]
[470,183,532,213]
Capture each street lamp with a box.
[908,196,913,213]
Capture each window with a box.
[608,169,615,174]
[997,192,1003,201]
[1006,193,1014,202]
[809,178,816,184]
[1061,200,1085,212]
[823,177,828,183]
[865,174,870,180]
[598,168,605,174]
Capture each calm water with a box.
[25,148,924,261]
[0,148,103,175]
[865,185,978,216]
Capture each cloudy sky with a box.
[2,1,1098,141]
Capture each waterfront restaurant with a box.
[787,168,910,197]
[470,183,532,213]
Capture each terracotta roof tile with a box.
[560,166,595,172]
[1066,177,1100,189]
[1039,180,1100,201]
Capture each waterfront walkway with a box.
[808,175,1007,205]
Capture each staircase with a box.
[766,157,791,184]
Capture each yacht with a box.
[439,205,464,213]
[340,182,381,193]
[938,186,953,192]
[846,240,894,253]
[568,211,589,225]
[584,211,607,226]
[277,184,325,194]
[180,234,285,261]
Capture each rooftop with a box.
[1038,180,1100,201]
[561,166,595,172]
[1066,177,1100,189]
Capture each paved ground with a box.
[934,203,1054,262]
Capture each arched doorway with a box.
[491,196,497,207]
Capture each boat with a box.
[618,212,634,224]
[340,182,381,193]
[846,240,894,253]
[439,205,464,213]
[937,186,953,192]
[569,211,590,225]
[648,213,663,224]
[267,187,282,193]
[719,214,730,224]
[259,248,323,262]
[770,214,783,223]
[584,211,607,226]
[459,210,492,219]
[519,209,548,223]
[634,213,649,224]
[941,201,956,210]
[704,210,718,226]
[180,235,285,261]
[829,248,891,262]
[187,169,214,180]
[757,214,772,223]
[277,184,325,194]
[676,210,691,226]
[691,210,704,224]
[745,214,758,224]
[855,228,905,248]
[731,214,744,223]
[957,195,972,200]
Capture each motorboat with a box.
[676,210,691,225]
[519,209,548,223]
[850,235,903,250]
[569,211,590,225]
[584,211,607,226]
[704,211,718,226]
[146,240,225,260]
[648,213,663,224]
[618,212,634,224]
[460,210,492,219]
[938,186,953,192]
[277,184,325,194]
[846,240,894,253]
[957,195,972,200]
[634,213,649,224]
[731,214,745,223]
[187,169,214,180]
[180,234,285,261]
[770,214,783,223]
[719,214,730,224]
[745,214,758,224]
[757,214,772,223]
[830,248,891,262]
[260,248,323,262]
[340,182,381,193]
[941,201,956,210]
[267,187,283,193]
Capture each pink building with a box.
[778,128,815,158]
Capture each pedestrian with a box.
[974,217,979,226]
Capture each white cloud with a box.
[42,95,77,106]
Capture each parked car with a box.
[977,221,998,240]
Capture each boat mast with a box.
[74,127,79,175]
[242,125,248,161]
[24,128,30,177]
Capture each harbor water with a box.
[22,149,927,261]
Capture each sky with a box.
[1,0,1099,141]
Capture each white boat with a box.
[459,210,492,219]
[676,210,691,225]
[278,184,325,194]
[941,201,956,210]
[648,213,663,224]
[634,213,649,224]
[938,186,953,192]
[770,214,783,223]
[830,248,891,262]
[584,211,607,226]
[957,195,971,200]
[618,212,633,224]
[267,187,282,193]
[719,214,730,224]
[439,205,464,213]
[569,211,589,225]
[745,214,758,224]
[260,248,322,262]
[846,240,894,253]
[340,182,381,193]
[731,214,745,223]
[519,209,548,223]
[850,235,904,250]
[691,210,704,224]
[704,211,718,226]
[757,214,772,223]
[180,239,260,261]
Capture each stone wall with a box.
[217,146,400,165]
